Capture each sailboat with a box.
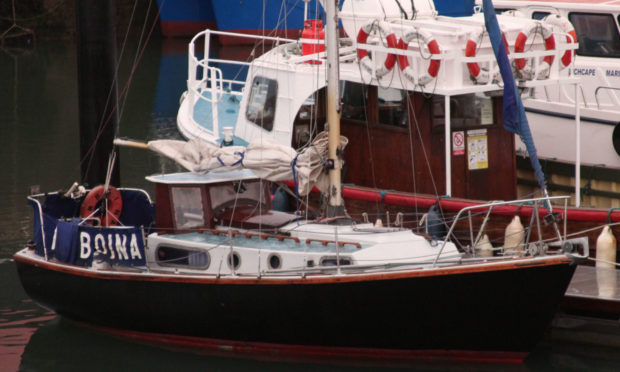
[15,0,583,362]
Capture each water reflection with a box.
[0,260,55,371]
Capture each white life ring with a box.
[464,28,510,84]
[397,28,441,86]
[543,14,577,69]
[356,21,398,79]
[514,21,556,80]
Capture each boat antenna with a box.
[325,0,345,217]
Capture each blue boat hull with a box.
[212,0,324,45]
[156,0,216,37]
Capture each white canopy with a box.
[147,132,348,196]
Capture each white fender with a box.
[596,225,617,297]
[475,234,493,257]
[504,215,525,254]
[596,225,617,268]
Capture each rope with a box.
[80,0,161,176]
[216,151,245,167]
[291,154,301,221]
[393,0,408,19]
[587,257,620,268]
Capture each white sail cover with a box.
[147,132,348,195]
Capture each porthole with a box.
[156,246,210,269]
[268,253,282,270]
[227,252,241,270]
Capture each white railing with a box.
[185,29,297,140]
[433,195,585,266]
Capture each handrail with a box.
[26,195,47,260]
[594,86,620,110]
[433,195,570,266]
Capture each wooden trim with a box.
[13,250,575,286]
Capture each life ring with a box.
[514,21,556,80]
[464,28,510,84]
[543,14,577,69]
[397,28,441,86]
[80,185,123,227]
[356,21,399,79]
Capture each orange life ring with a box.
[514,21,556,79]
[543,14,577,69]
[465,29,510,84]
[80,185,123,227]
[356,21,399,79]
[397,28,441,86]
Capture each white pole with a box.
[303,0,309,21]
[445,94,452,196]
[575,82,581,207]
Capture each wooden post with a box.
[76,0,120,186]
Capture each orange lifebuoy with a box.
[514,21,556,79]
[397,28,441,86]
[80,185,123,227]
[356,21,399,79]
[543,14,577,69]
[465,29,510,84]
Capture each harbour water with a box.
[1,38,620,371]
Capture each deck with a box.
[562,265,620,319]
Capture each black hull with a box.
[14,254,576,358]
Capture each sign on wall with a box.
[467,129,488,170]
[452,131,465,155]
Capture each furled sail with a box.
[147,131,348,195]
[482,0,547,193]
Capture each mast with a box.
[325,0,345,217]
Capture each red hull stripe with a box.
[83,322,527,364]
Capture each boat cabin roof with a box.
[145,169,259,185]
[491,0,620,11]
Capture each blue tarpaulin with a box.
[29,188,154,266]
[482,0,547,194]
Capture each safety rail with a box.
[595,86,620,110]
[186,29,296,141]
[433,195,574,266]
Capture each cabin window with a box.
[432,93,494,129]
[268,253,282,270]
[569,13,620,58]
[341,81,368,121]
[246,76,277,131]
[319,256,352,266]
[209,180,268,215]
[170,187,204,228]
[532,12,550,20]
[156,246,210,269]
[378,87,407,127]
